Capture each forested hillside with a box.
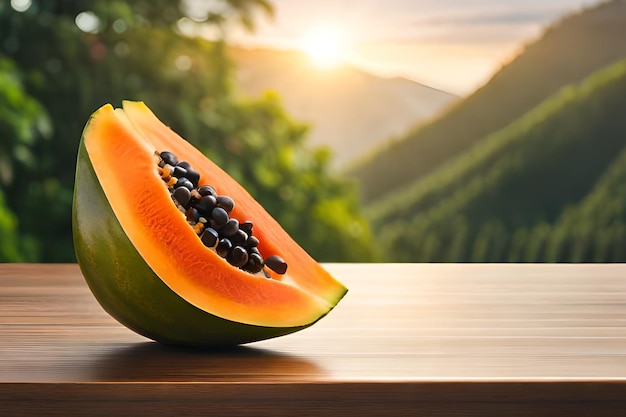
[369,59,626,262]
[536,147,626,262]
[348,0,626,201]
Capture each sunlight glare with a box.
[10,0,32,12]
[75,11,100,34]
[300,24,349,69]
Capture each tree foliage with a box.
[0,56,50,261]
[0,0,375,262]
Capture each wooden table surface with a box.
[1,263,626,416]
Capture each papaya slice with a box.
[73,101,347,347]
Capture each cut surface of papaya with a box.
[73,101,347,347]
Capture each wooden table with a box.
[1,263,626,416]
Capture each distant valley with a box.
[229,47,457,168]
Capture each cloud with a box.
[356,6,567,47]
[416,10,558,26]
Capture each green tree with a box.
[0,0,375,262]
[0,56,50,261]
[0,189,21,262]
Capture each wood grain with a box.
[1,263,626,416]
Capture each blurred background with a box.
[1,0,625,263]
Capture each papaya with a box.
[72,101,347,347]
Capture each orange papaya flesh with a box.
[73,102,347,346]
[120,101,343,302]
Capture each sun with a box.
[300,24,349,69]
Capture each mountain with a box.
[368,58,626,262]
[347,0,626,200]
[229,47,457,167]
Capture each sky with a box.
[218,0,602,95]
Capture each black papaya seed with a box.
[245,235,259,249]
[186,169,200,187]
[230,229,248,246]
[227,246,248,268]
[198,185,217,197]
[172,166,188,179]
[173,187,191,208]
[174,178,194,190]
[216,238,232,257]
[196,195,217,215]
[265,255,288,275]
[245,252,264,274]
[239,220,253,236]
[219,218,239,237]
[216,195,235,212]
[160,151,178,166]
[201,228,219,248]
[211,207,229,227]
[177,161,191,170]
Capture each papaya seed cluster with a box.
[156,151,287,276]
